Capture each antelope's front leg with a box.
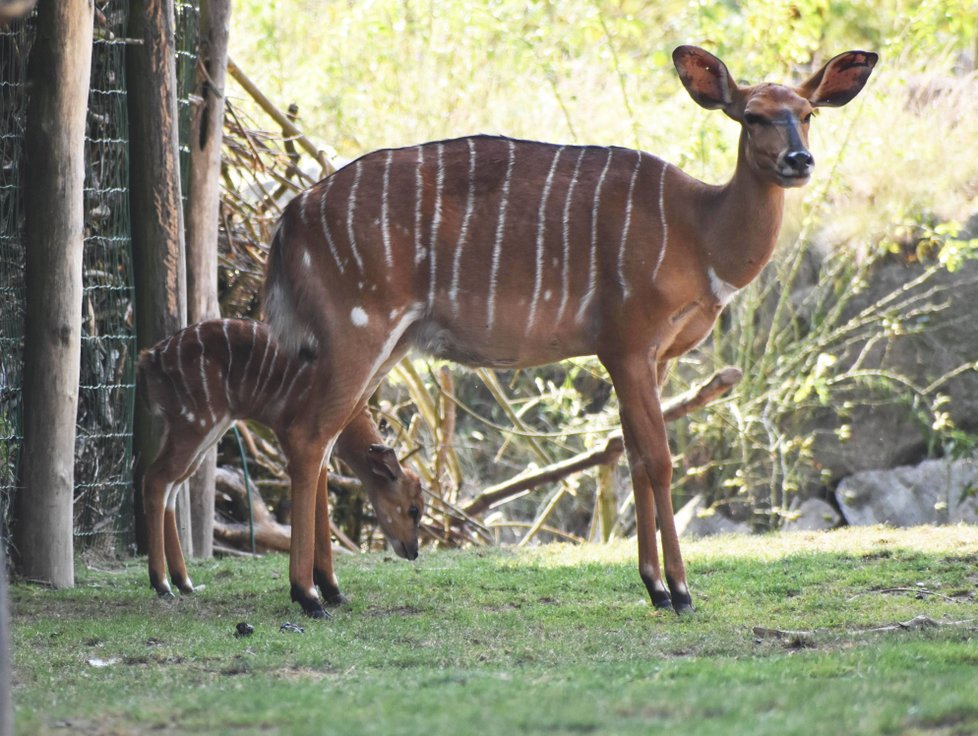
[313,467,347,606]
[162,482,195,595]
[143,471,173,597]
[604,354,693,614]
[285,439,330,619]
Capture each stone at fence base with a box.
[782,498,841,532]
[675,494,752,538]
[836,457,978,526]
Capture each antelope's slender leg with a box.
[162,489,194,595]
[143,430,200,597]
[144,473,174,597]
[652,360,690,611]
[603,352,690,612]
[313,467,345,605]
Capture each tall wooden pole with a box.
[185,0,230,559]
[0,545,11,736]
[14,0,94,588]
[128,0,191,557]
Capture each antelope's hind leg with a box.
[313,467,347,607]
[143,430,200,597]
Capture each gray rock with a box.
[836,457,978,526]
[804,257,978,482]
[675,494,752,537]
[783,498,841,531]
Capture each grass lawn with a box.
[9,525,978,735]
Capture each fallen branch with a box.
[661,366,742,422]
[752,615,977,645]
[846,587,962,603]
[461,366,742,518]
[462,435,625,517]
[214,466,359,555]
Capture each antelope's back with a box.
[265,135,670,366]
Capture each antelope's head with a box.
[362,444,424,560]
[673,46,877,188]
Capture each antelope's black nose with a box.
[785,150,814,171]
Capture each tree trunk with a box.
[14,0,94,588]
[0,546,11,736]
[128,0,191,557]
[185,0,231,560]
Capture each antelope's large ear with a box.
[673,46,738,113]
[797,50,878,107]
[367,444,400,481]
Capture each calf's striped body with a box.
[137,319,423,606]
[263,46,877,617]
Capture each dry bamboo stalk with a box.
[226,57,334,176]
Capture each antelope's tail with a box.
[262,207,323,361]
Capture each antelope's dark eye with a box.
[744,112,768,126]
[408,505,421,524]
[802,112,813,124]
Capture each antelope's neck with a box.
[694,138,785,288]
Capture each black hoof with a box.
[673,599,695,615]
[323,591,348,607]
[667,581,694,615]
[291,583,329,619]
[651,589,674,610]
[174,580,195,595]
[305,605,331,620]
[313,570,345,605]
[156,588,175,599]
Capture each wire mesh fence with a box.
[0,13,34,548]
[0,1,201,557]
[73,0,136,555]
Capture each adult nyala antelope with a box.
[263,46,877,617]
[137,319,424,608]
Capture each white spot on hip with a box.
[351,306,369,327]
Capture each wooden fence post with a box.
[185,0,231,559]
[128,0,191,556]
[0,545,10,736]
[14,0,94,588]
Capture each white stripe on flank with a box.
[427,143,445,311]
[556,147,586,325]
[250,330,271,401]
[527,145,564,332]
[280,361,308,403]
[345,159,365,272]
[319,177,345,275]
[449,138,477,315]
[577,148,614,323]
[222,320,234,411]
[651,160,670,283]
[255,343,279,401]
[195,324,217,423]
[268,350,292,400]
[617,151,643,300]
[486,139,516,330]
[174,332,196,411]
[414,145,425,266]
[240,321,258,411]
[381,149,394,270]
